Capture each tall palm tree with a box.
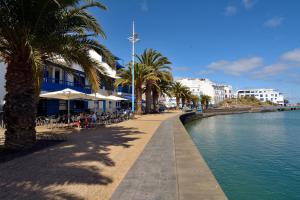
[171,82,187,109]
[181,88,192,107]
[152,71,173,113]
[0,0,115,150]
[191,95,200,108]
[136,49,171,114]
[200,95,212,110]
[115,63,157,115]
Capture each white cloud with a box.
[252,63,288,79]
[242,0,256,9]
[197,70,214,75]
[140,0,148,12]
[173,67,189,72]
[207,57,263,75]
[252,48,300,79]
[280,48,300,63]
[264,17,284,28]
[224,6,238,16]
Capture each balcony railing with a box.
[42,77,92,93]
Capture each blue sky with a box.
[93,0,300,103]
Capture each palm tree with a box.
[152,72,173,113]
[171,82,187,109]
[181,88,192,107]
[136,49,171,114]
[0,0,115,150]
[200,95,212,110]
[115,63,156,115]
[191,95,200,108]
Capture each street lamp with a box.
[128,21,140,112]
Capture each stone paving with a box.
[111,116,177,200]
[111,114,228,200]
[0,112,179,200]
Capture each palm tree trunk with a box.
[176,97,180,110]
[182,98,186,107]
[152,89,159,113]
[4,60,38,150]
[145,81,152,114]
[136,85,143,115]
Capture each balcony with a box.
[42,77,92,94]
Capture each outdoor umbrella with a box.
[87,93,111,113]
[107,95,128,101]
[40,88,95,124]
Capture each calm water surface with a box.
[185,111,300,200]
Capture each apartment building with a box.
[236,89,284,105]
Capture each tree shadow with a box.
[0,126,143,199]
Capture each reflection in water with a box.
[185,111,300,200]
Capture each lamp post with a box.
[128,21,140,112]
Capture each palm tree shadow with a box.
[0,126,143,199]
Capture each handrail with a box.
[43,77,91,89]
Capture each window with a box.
[265,94,268,97]
[259,91,262,93]
[275,94,278,97]
[109,101,112,109]
[260,94,263,97]
[260,98,264,101]
[271,98,273,101]
[271,94,274,96]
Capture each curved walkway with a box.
[0,112,179,200]
[111,114,227,200]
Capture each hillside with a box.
[218,97,278,108]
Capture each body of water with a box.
[185,111,300,200]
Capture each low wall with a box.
[174,113,228,199]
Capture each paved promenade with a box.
[0,112,227,200]
[0,112,179,200]
[112,114,227,200]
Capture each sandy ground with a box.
[0,111,179,200]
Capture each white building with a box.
[213,84,234,104]
[236,89,284,105]
[176,78,233,105]
[0,51,129,114]
[224,85,234,99]
[177,78,216,103]
[213,84,226,104]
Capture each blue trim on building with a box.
[39,68,92,116]
[103,100,106,112]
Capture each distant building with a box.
[170,78,233,105]
[177,78,216,103]
[213,84,226,104]
[236,89,284,105]
[224,85,234,99]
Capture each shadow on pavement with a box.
[0,126,143,199]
